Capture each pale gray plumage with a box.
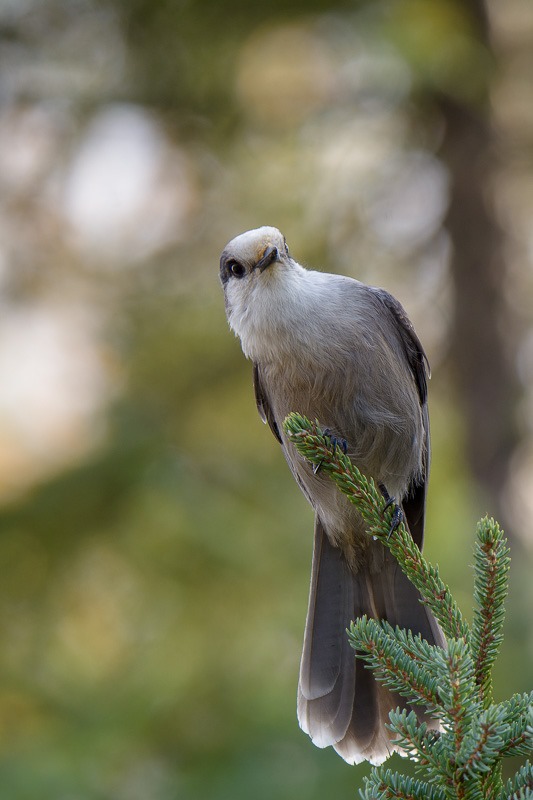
[219,226,445,765]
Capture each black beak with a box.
[255,245,278,273]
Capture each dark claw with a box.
[322,428,348,455]
[378,483,404,537]
[313,429,348,475]
[388,504,404,537]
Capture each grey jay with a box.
[220,226,444,765]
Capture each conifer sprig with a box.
[348,616,441,710]
[282,412,533,800]
[471,517,511,707]
[503,760,533,799]
[361,768,448,800]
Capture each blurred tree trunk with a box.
[437,0,521,544]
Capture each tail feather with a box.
[297,517,444,765]
[298,524,356,744]
[333,672,398,764]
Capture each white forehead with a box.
[225,226,284,255]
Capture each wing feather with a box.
[253,362,282,443]
[369,288,431,549]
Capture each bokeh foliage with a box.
[0,0,531,797]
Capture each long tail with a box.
[297,518,445,765]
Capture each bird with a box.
[219,225,445,765]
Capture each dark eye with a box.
[228,259,246,278]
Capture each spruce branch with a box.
[281,413,531,800]
[361,767,447,800]
[506,790,533,800]
[386,709,446,775]
[502,761,533,799]
[497,699,533,759]
[431,639,478,746]
[348,616,440,709]
[471,516,511,707]
[378,621,443,668]
[497,693,533,725]
[456,706,508,781]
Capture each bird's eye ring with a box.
[228,259,246,278]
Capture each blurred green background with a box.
[0,0,531,797]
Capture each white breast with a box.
[226,262,350,364]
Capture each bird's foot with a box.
[378,483,404,537]
[313,428,348,475]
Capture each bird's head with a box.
[220,226,296,346]
[220,225,291,286]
